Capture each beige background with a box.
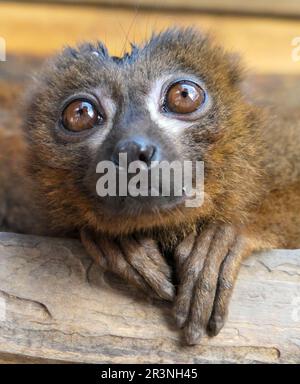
[0,2,300,74]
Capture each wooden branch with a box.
[0,232,300,363]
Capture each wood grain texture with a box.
[0,232,299,363]
[0,3,300,74]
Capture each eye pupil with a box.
[62,100,102,132]
[165,81,205,114]
[79,106,87,115]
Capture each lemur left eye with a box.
[164,81,205,114]
[62,100,103,132]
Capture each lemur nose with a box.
[112,137,158,167]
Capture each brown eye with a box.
[165,81,205,114]
[62,100,102,132]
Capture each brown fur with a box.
[1,28,300,344]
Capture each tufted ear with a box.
[59,42,109,61]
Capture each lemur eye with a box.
[164,81,205,114]
[62,100,102,132]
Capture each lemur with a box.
[1,28,300,345]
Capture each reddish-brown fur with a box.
[1,28,300,344]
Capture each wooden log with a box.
[0,232,299,363]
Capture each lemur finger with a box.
[174,225,216,328]
[81,229,159,298]
[208,237,250,337]
[135,236,172,280]
[99,236,161,297]
[184,225,236,345]
[80,228,108,269]
[120,238,175,301]
[174,232,196,271]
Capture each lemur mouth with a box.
[96,196,181,217]
[91,187,199,219]
[83,156,203,218]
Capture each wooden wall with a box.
[13,0,300,17]
[0,2,300,74]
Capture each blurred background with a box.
[0,0,300,74]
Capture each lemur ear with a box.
[60,42,109,61]
[226,51,244,85]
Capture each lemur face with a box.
[25,28,246,234]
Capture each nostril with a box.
[139,152,148,163]
[112,138,158,167]
[139,145,156,165]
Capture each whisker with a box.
[120,6,140,57]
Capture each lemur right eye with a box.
[62,100,102,132]
[164,80,205,115]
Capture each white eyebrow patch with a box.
[146,76,194,138]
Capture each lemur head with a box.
[24,28,263,235]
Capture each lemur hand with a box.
[174,223,251,344]
[81,228,175,301]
